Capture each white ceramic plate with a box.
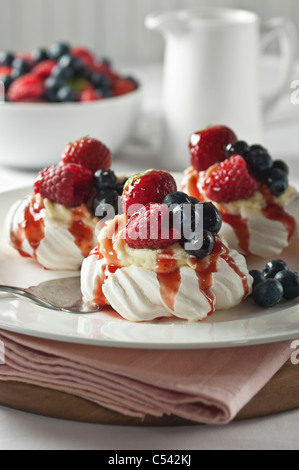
[0,186,299,350]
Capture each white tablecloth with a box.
[0,60,299,450]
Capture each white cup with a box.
[146,7,297,170]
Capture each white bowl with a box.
[0,86,143,169]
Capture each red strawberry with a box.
[122,169,177,216]
[79,88,103,102]
[189,125,237,172]
[60,137,112,173]
[124,203,180,250]
[112,77,137,97]
[7,73,45,102]
[71,47,95,68]
[202,155,259,203]
[31,59,57,79]
[34,163,93,207]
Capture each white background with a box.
[0,0,298,63]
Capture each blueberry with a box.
[94,169,117,191]
[100,86,113,98]
[44,87,59,102]
[246,148,273,176]
[0,51,14,66]
[189,196,200,205]
[250,144,265,152]
[58,54,82,75]
[264,168,289,197]
[31,48,48,63]
[93,190,120,219]
[202,202,222,234]
[272,160,289,176]
[275,271,299,300]
[172,202,199,236]
[225,140,249,159]
[56,86,78,102]
[11,58,31,76]
[185,230,214,259]
[48,42,70,60]
[163,191,191,209]
[45,76,65,101]
[79,66,92,81]
[1,75,13,91]
[51,63,74,81]
[90,72,106,88]
[263,259,289,279]
[253,279,284,308]
[249,269,265,288]
[99,57,112,67]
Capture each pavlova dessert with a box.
[182,125,299,258]
[81,169,253,321]
[5,136,126,270]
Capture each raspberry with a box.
[31,59,57,79]
[34,163,93,207]
[124,203,180,250]
[60,137,112,173]
[122,169,177,216]
[202,155,259,203]
[7,73,45,102]
[79,88,103,102]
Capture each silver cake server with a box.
[0,276,101,314]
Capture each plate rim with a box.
[0,184,299,350]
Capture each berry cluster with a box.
[162,192,222,259]
[250,259,299,308]
[34,136,126,210]
[0,42,138,103]
[226,141,289,197]
[122,169,222,258]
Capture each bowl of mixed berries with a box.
[0,41,142,169]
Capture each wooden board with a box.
[0,359,298,426]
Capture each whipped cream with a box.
[182,167,299,257]
[5,194,98,270]
[81,215,253,322]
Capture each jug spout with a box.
[145,10,190,36]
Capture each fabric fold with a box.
[0,329,293,424]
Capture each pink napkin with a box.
[0,329,293,425]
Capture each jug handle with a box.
[261,17,298,116]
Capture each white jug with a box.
[145,7,297,170]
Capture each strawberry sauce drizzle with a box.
[260,186,296,241]
[155,237,249,316]
[69,206,95,257]
[221,212,250,254]
[10,199,45,259]
[156,249,181,311]
[219,239,249,302]
[182,169,204,202]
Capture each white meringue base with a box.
[5,195,97,271]
[81,246,252,322]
